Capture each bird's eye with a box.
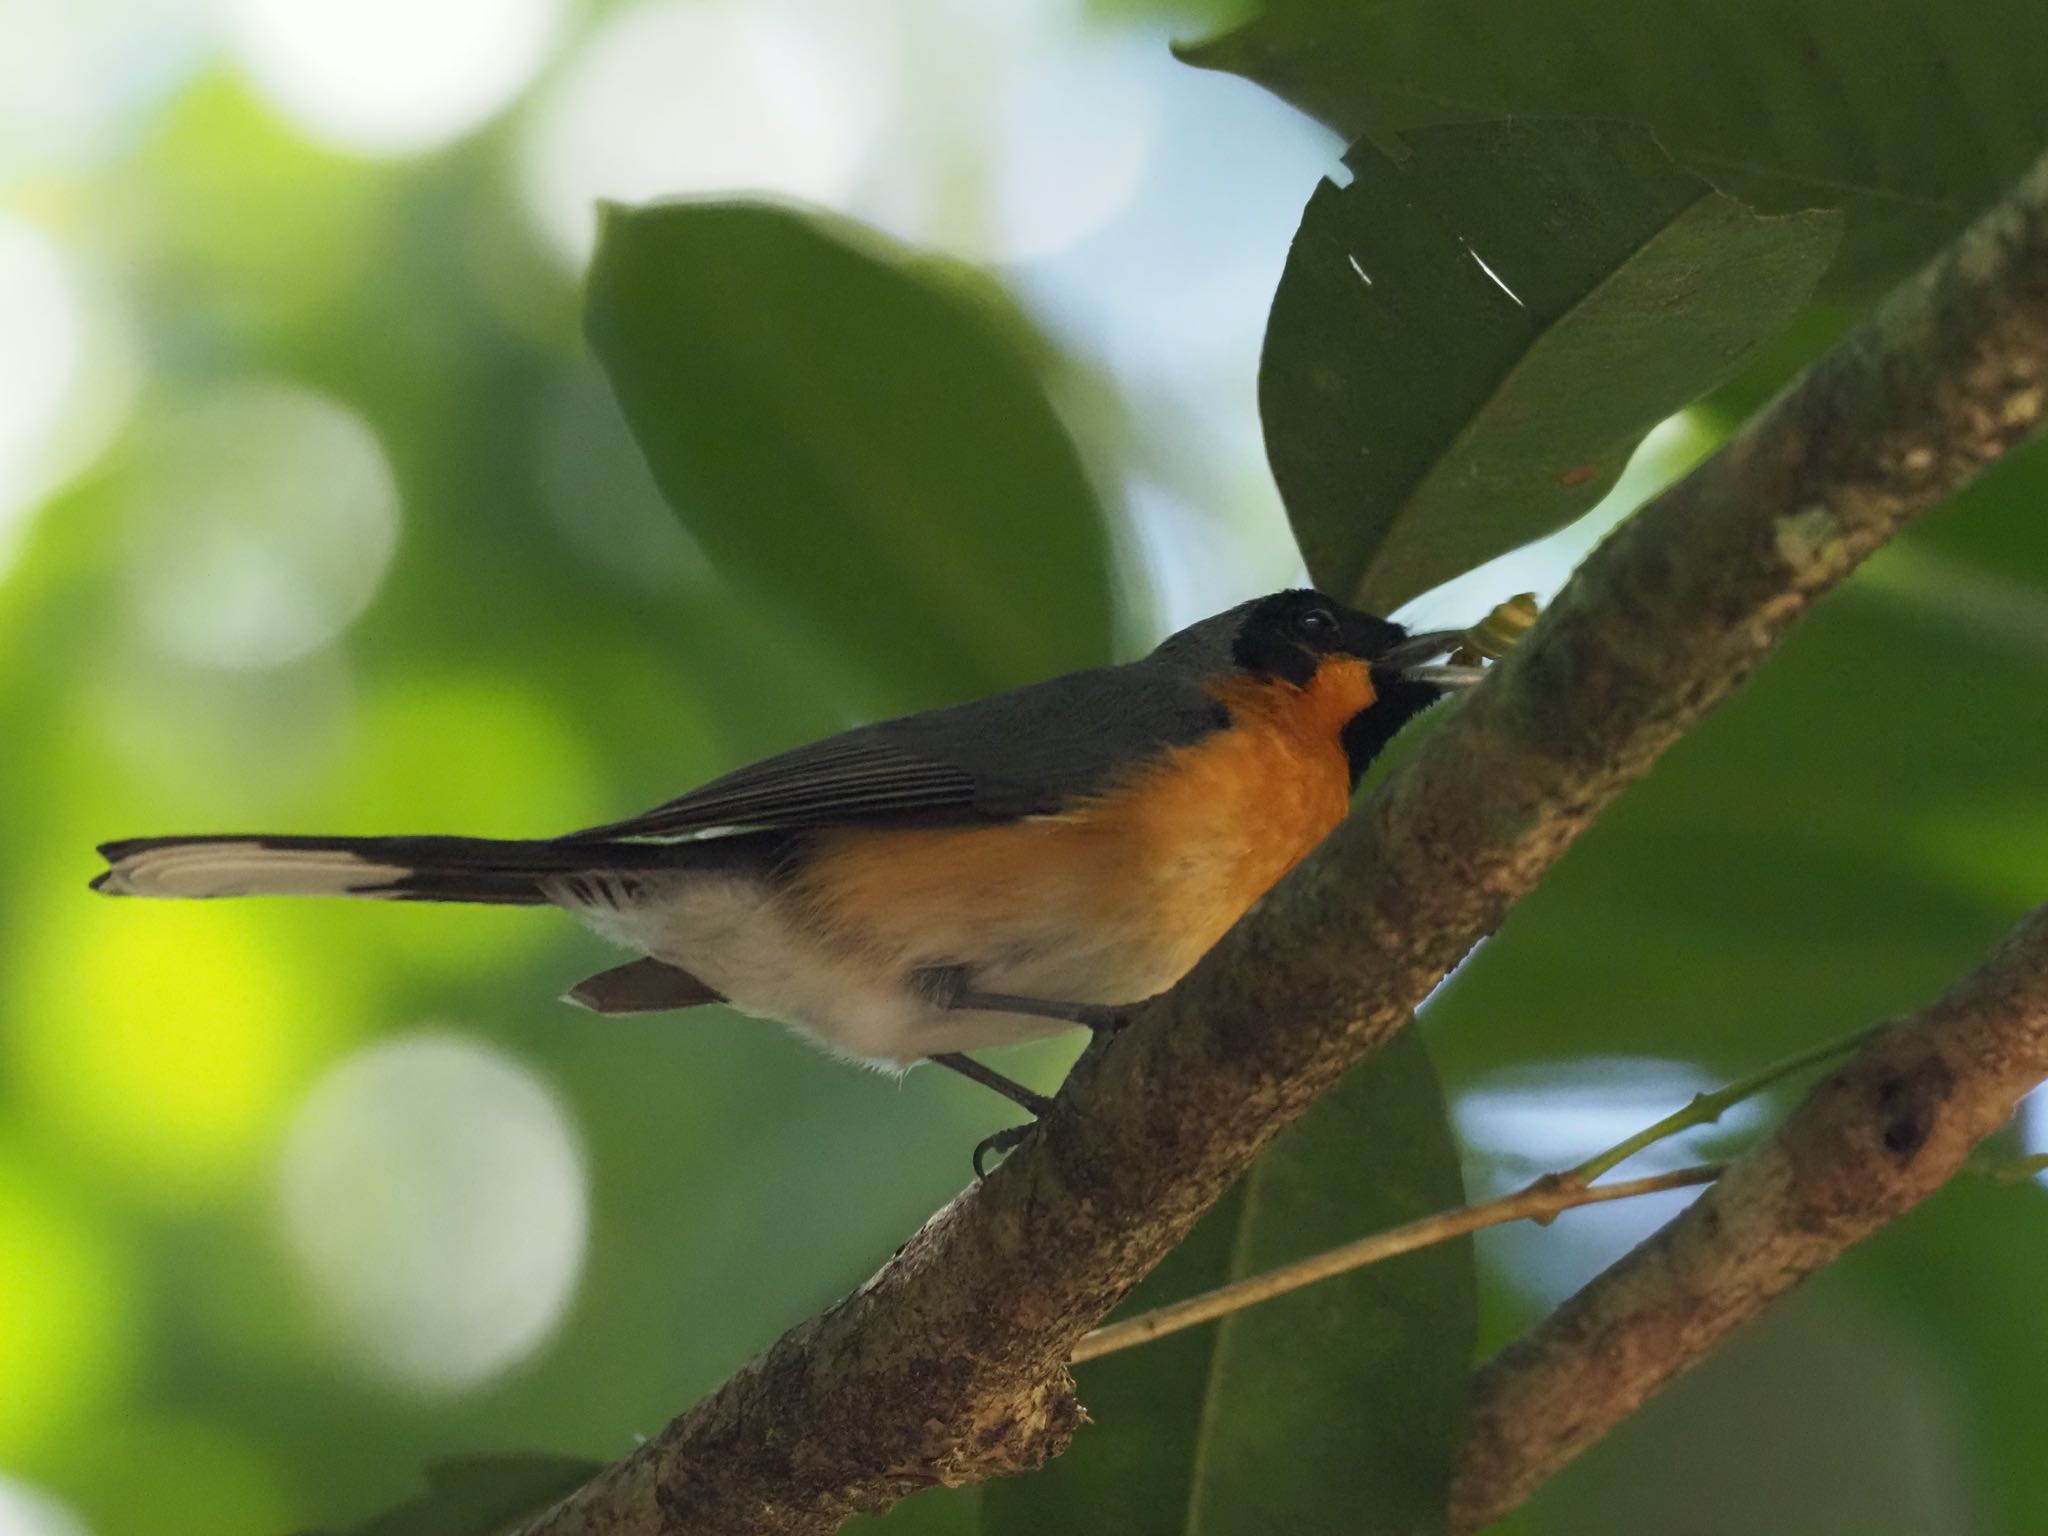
[1296,606,1338,641]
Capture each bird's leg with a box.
[916,965,1151,1036]
[927,1052,1053,1178]
[916,967,1158,1174]
[963,991,1144,1035]
[928,1051,1056,1118]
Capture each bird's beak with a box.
[1377,629,1487,691]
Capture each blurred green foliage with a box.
[4,34,1105,1536]
[2,4,2046,1536]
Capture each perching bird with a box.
[94,590,1478,1160]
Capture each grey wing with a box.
[561,657,1230,845]
[560,731,983,843]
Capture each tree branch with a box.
[520,144,2048,1536]
[1449,902,2048,1531]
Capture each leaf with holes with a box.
[981,1027,1473,1536]
[1179,0,2048,296]
[1264,119,1838,613]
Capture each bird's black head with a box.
[1226,589,1469,786]
[1228,589,1408,686]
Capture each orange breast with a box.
[788,657,1376,1001]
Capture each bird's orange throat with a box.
[1205,654,1379,749]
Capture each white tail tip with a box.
[96,841,408,899]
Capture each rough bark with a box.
[1450,903,2048,1532]
[519,143,2048,1536]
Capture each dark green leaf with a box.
[984,1027,1474,1536]
[296,1454,606,1536]
[585,201,1115,704]
[1180,0,2048,295]
[1265,120,1838,612]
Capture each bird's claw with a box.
[973,1122,1037,1178]
[969,994,1159,1174]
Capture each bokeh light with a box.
[522,0,1164,270]
[971,15,1161,264]
[0,0,204,177]
[521,0,895,262]
[855,0,1165,264]
[12,902,343,1203]
[119,381,400,671]
[278,1031,588,1391]
[1010,52,1334,394]
[0,1474,89,1536]
[0,1158,135,1459]
[221,0,562,156]
[0,212,84,571]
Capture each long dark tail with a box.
[92,833,679,905]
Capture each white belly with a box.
[561,870,1082,1067]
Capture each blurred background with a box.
[4,1,2048,1533]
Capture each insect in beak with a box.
[1378,629,1488,690]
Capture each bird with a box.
[93,589,1480,1164]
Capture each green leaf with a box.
[983,1027,1474,1536]
[1264,119,1838,613]
[585,201,1115,704]
[296,1454,606,1536]
[1180,0,2048,296]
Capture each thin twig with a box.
[1568,1025,1882,1185]
[1071,1164,1721,1365]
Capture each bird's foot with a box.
[973,1121,1038,1178]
